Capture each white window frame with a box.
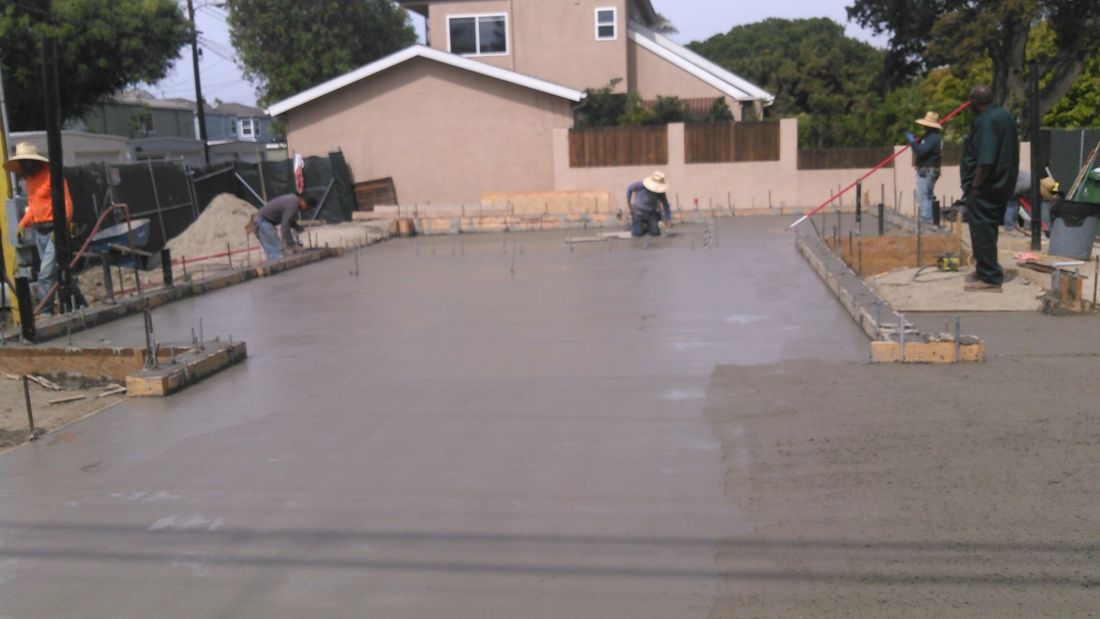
[595,7,617,41]
[447,13,509,57]
[240,118,257,139]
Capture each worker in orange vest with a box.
[4,142,73,315]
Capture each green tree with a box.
[573,78,626,128]
[687,18,887,147]
[223,0,417,106]
[848,0,1100,117]
[0,0,190,131]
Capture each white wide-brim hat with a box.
[915,111,942,130]
[642,170,667,193]
[3,142,48,173]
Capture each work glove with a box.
[905,131,916,144]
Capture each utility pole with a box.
[42,35,74,314]
[187,0,209,167]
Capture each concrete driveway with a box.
[0,218,865,618]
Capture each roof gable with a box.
[267,45,584,117]
[628,22,774,105]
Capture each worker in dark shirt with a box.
[626,171,671,237]
[907,111,943,224]
[252,193,316,261]
[959,85,1019,292]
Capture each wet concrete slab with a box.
[0,218,866,618]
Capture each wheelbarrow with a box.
[88,218,151,267]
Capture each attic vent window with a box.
[449,14,508,56]
[595,8,616,40]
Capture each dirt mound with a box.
[165,193,256,261]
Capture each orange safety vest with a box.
[18,167,73,228]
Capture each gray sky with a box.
[149,0,886,108]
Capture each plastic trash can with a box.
[1048,200,1100,259]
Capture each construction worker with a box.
[4,142,73,315]
[960,85,1019,293]
[251,193,316,261]
[907,111,943,225]
[626,170,671,237]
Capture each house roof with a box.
[628,22,775,106]
[267,45,584,117]
[206,102,266,116]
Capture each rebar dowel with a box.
[878,202,885,236]
[955,316,961,362]
[916,217,923,266]
[855,181,862,232]
[1094,257,1099,306]
[199,317,205,351]
[899,313,906,363]
[227,243,232,268]
[23,374,34,435]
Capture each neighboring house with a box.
[72,91,284,166]
[401,0,773,118]
[202,101,276,143]
[76,89,197,140]
[267,0,773,205]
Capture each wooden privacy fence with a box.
[684,121,780,163]
[798,146,894,170]
[569,125,668,168]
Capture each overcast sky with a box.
[148,0,887,108]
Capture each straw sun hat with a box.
[914,111,942,130]
[642,170,667,193]
[3,142,48,173]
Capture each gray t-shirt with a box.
[257,194,302,245]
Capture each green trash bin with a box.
[1074,168,1100,204]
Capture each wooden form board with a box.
[126,342,247,397]
[870,340,985,364]
[826,234,963,277]
[0,346,189,382]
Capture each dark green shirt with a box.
[960,105,1019,202]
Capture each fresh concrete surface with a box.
[0,218,866,618]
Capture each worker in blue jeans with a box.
[626,171,671,237]
[250,193,316,261]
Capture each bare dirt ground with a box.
[0,376,124,451]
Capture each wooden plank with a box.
[48,394,87,405]
[870,341,985,364]
[353,177,397,211]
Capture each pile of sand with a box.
[165,193,257,261]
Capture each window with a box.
[595,8,616,40]
[240,118,257,139]
[448,14,507,56]
[230,117,238,135]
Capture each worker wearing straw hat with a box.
[907,111,943,225]
[3,142,73,315]
[626,171,671,237]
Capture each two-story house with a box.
[203,101,286,163]
[267,0,773,206]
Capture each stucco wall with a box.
[426,0,629,93]
[627,37,731,107]
[284,57,575,206]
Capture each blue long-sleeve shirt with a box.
[626,181,671,220]
[912,131,943,168]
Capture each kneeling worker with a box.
[251,193,317,261]
[626,171,671,237]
